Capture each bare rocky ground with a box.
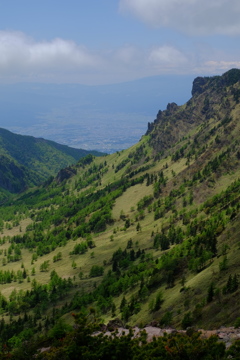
[39,323,240,355]
[95,320,240,348]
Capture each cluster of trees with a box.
[153,226,184,250]
[1,270,74,318]
[171,142,189,162]
[111,247,145,273]
[128,144,147,164]
[223,274,239,295]
[70,241,88,255]
[74,158,108,191]
[0,268,27,284]
[89,265,104,278]
[5,243,22,262]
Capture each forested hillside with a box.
[0,69,240,358]
[0,128,103,198]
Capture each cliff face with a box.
[56,167,77,183]
[191,68,240,96]
[146,68,240,155]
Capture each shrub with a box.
[89,265,104,278]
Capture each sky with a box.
[0,0,240,85]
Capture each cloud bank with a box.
[0,31,191,83]
[0,31,98,82]
[0,31,96,67]
[0,31,238,84]
[119,0,240,35]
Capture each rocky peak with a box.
[191,76,210,96]
[191,68,240,97]
[56,167,77,183]
[166,102,178,114]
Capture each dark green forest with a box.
[0,128,103,196]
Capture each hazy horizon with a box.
[0,74,195,153]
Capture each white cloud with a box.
[204,61,240,71]
[119,0,240,36]
[0,31,238,84]
[149,46,188,67]
[114,45,140,64]
[29,39,96,68]
[0,31,98,81]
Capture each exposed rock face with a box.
[96,325,240,348]
[191,69,240,97]
[56,167,77,183]
[199,327,240,348]
[166,102,178,114]
[191,76,209,96]
[106,318,124,331]
[145,68,240,155]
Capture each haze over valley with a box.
[0,75,194,153]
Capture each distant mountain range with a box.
[0,128,103,196]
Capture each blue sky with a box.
[0,0,240,84]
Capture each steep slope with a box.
[0,69,240,354]
[0,128,103,195]
[146,68,240,155]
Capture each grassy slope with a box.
[1,70,240,333]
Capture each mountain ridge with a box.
[0,127,104,195]
[0,69,240,357]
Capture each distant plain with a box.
[0,75,194,153]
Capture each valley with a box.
[0,69,240,358]
[0,75,193,153]
[0,128,103,198]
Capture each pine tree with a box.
[154,292,163,311]
[207,282,214,302]
[120,296,127,312]
[232,274,239,292]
